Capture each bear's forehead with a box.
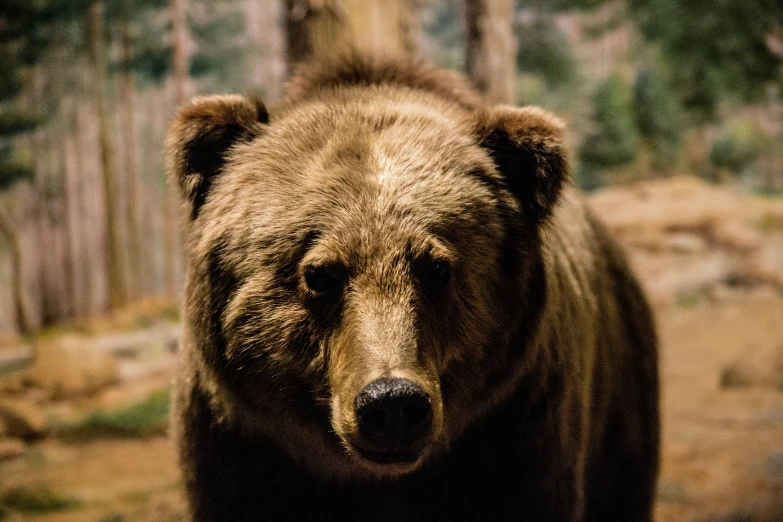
[232,96,497,212]
[211,95,505,262]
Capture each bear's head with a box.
[168,58,568,477]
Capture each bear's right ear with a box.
[474,105,569,224]
[167,95,268,220]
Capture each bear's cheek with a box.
[219,281,330,402]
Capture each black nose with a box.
[354,378,432,450]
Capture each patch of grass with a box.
[23,448,47,469]
[656,478,687,503]
[161,303,181,323]
[100,513,126,522]
[758,211,783,232]
[675,287,712,309]
[0,487,81,514]
[0,361,29,378]
[718,505,755,522]
[57,388,171,440]
[122,489,152,504]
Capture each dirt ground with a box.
[1,177,782,521]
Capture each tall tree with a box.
[285,0,419,72]
[464,0,515,104]
[632,68,682,172]
[171,0,190,104]
[0,211,29,334]
[87,0,126,309]
[515,10,577,88]
[578,74,640,189]
[247,0,286,101]
[164,0,189,299]
[557,0,783,119]
[0,2,45,333]
[118,4,143,299]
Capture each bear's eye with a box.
[421,259,451,288]
[303,263,347,294]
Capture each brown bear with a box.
[168,53,659,522]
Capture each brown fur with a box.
[168,53,659,521]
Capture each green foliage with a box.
[0,161,34,191]
[127,45,172,84]
[100,513,127,522]
[0,109,37,191]
[421,0,464,70]
[0,487,81,514]
[0,1,56,193]
[515,15,578,88]
[57,388,171,440]
[552,0,783,120]
[709,121,767,177]
[578,75,639,189]
[632,68,682,169]
[626,0,783,119]
[544,0,607,10]
[0,111,39,136]
[0,49,23,101]
[188,3,249,92]
[104,0,168,21]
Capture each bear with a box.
[167,53,659,522]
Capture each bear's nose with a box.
[354,378,432,452]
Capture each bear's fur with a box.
[168,54,659,522]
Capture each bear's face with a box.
[169,90,567,476]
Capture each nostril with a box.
[401,401,429,429]
[354,378,432,449]
[361,407,389,431]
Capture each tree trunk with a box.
[465,0,516,104]
[286,0,346,69]
[166,0,190,299]
[247,0,286,102]
[400,0,424,58]
[0,211,30,335]
[59,101,78,319]
[87,0,126,310]
[171,0,190,106]
[72,97,95,315]
[285,0,418,73]
[29,66,49,326]
[120,13,143,301]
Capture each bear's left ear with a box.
[475,105,569,223]
[167,95,269,220]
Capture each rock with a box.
[0,398,49,439]
[736,242,783,289]
[29,335,120,399]
[717,505,755,522]
[666,232,707,254]
[0,437,25,461]
[0,371,28,395]
[767,451,783,477]
[712,221,762,252]
[719,348,783,389]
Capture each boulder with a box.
[0,398,49,439]
[29,335,119,399]
[0,437,25,461]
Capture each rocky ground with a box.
[1,176,782,521]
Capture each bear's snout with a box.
[352,378,432,463]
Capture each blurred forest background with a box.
[0,0,782,335]
[1,1,783,521]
